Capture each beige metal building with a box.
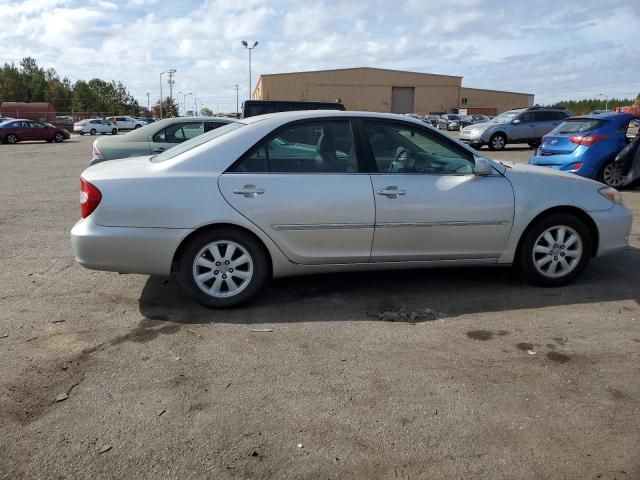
[253,67,534,116]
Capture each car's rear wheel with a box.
[89,128,97,135]
[6,134,18,144]
[178,228,269,308]
[528,141,540,149]
[518,214,591,286]
[489,133,506,151]
[600,160,626,188]
[54,133,65,143]
[78,132,85,136]
[111,128,118,135]
[134,124,142,129]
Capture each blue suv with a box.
[529,112,635,188]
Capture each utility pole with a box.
[159,71,166,119]
[146,92,150,114]
[167,69,176,107]
[193,94,198,116]
[235,84,240,115]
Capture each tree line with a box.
[0,57,140,116]
[543,95,640,115]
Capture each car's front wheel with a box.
[6,134,18,144]
[518,214,591,286]
[178,228,269,308]
[600,160,627,189]
[89,128,97,135]
[54,133,65,143]
[111,128,118,135]
[489,133,506,151]
[134,124,142,129]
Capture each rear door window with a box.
[153,122,204,143]
[229,120,358,173]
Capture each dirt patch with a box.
[516,342,534,351]
[467,330,494,341]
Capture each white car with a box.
[74,119,118,136]
[71,110,632,308]
[106,116,146,130]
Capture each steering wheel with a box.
[389,148,409,172]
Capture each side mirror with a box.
[474,157,493,176]
[512,119,521,124]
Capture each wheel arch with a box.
[171,222,274,278]
[515,206,599,260]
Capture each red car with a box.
[0,119,70,144]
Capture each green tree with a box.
[199,107,214,116]
[152,97,179,118]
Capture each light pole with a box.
[146,92,150,114]
[159,71,165,118]
[234,84,239,115]
[193,94,199,116]
[597,93,609,110]
[241,40,258,99]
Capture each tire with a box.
[518,214,592,287]
[599,160,627,189]
[489,133,507,151]
[79,132,85,136]
[111,128,118,135]
[528,141,540,149]
[54,133,65,143]
[134,124,142,129]
[177,228,270,308]
[89,128,97,135]
[6,134,18,144]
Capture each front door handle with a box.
[233,185,265,198]
[152,147,165,153]
[377,186,406,198]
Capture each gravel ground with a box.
[1,133,639,480]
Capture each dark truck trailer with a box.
[242,100,345,118]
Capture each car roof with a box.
[238,110,442,125]
[569,112,635,121]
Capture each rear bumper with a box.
[529,151,600,179]
[70,218,192,276]
[590,204,633,257]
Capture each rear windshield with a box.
[151,122,244,163]
[555,119,604,135]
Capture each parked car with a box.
[242,100,345,118]
[528,112,636,188]
[0,116,14,123]
[425,114,442,127]
[138,117,156,124]
[91,117,234,164]
[105,116,146,130]
[436,114,461,131]
[459,108,571,150]
[459,114,491,129]
[0,119,70,144]
[74,118,118,136]
[71,110,631,308]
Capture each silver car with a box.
[459,108,570,151]
[91,117,234,165]
[71,111,632,308]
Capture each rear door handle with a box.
[233,185,265,198]
[377,186,406,198]
[152,147,165,153]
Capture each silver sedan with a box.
[71,111,633,307]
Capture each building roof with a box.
[258,66,463,79]
[460,86,534,96]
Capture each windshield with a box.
[446,115,460,120]
[151,122,244,163]
[491,111,521,123]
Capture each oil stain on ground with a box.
[546,351,570,363]
[467,330,509,341]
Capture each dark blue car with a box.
[529,112,635,188]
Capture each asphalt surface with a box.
[1,133,639,480]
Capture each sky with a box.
[0,0,638,112]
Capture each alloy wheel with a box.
[55,133,64,143]
[532,225,582,279]
[491,135,505,150]
[7,135,17,144]
[602,162,626,188]
[192,240,254,298]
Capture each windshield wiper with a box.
[499,161,512,168]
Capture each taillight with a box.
[80,177,101,218]
[568,134,608,146]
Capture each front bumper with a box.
[71,218,192,276]
[590,204,633,257]
[459,131,485,145]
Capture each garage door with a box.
[391,87,415,114]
